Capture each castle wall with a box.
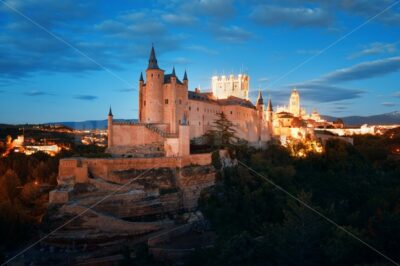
[111,124,164,146]
[187,99,220,138]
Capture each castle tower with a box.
[256,90,265,141]
[211,74,249,100]
[266,98,273,122]
[138,72,144,121]
[256,90,264,114]
[107,106,113,147]
[141,45,165,123]
[183,70,188,87]
[289,88,300,117]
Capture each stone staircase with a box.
[145,123,178,138]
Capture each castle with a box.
[106,46,333,157]
[107,46,272,157]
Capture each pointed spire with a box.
[183,70,188,81]
[256,90,264,105]
[147,45,159,70]
[139,72,144,82]
[267,98,273,112]
[172,66,176,76]
[108,106,113,116]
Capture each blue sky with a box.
[0,0,400,124]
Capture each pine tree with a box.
[205,112,238,149]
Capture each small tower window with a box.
[151,74,153,77]
[189,106,191,111]
[165,99,169,104]
[179,99,182,104]
[144,101,146,106]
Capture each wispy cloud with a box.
[187,45,218,55]
[213,25,252,43]
[250,5,332,27]
[381,102,397,107]
[317,56,400,83]
[348,42,397,59]
[74,95,98,101]
[24,90,54,96]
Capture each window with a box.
[179,99,182,104]
[197,107,199,111]
[230,111,233,115]
[199,122,201,125]
[165,99,169,104]
[151,74,153,77]
[189,106,191,111]
[144,100,146,106]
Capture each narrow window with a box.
[144,100,146,106]
[165,99,169,104]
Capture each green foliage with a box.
[190,133,400,265]
[204,112,239,149]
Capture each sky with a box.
[0,0,400,124]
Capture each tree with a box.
[0,169,21,203]
[204,112,238,149]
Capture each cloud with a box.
[187,45,218,55]
[24,90,54,96]
[250,5,332,27]
[318,57,400,83]
[381,102,397,107]
[337,0,400,25]
[179,0,235,18]
[162,14,197,25]
[394,91,400,98]
[289,82,364,102]
[348,42,397,59]
[213,25,252,43]
[74,95,98,101]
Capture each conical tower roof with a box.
[256,90,264,105]
[139,72,144,81]
[267,98,273,111]
[183,70,188,81]
[108,106,113,116]
[147,45,159,70]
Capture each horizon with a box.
[1,1,400,124]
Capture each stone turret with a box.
[266,98,273,122]
[142,45,165,123]
[183,70,188,87]
[256,90,264,106]
[108,106,113,147]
